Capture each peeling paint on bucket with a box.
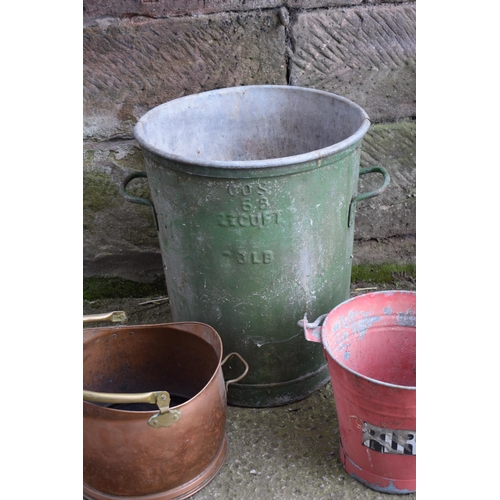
[301,290,416,494]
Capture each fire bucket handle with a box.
[221,352,249,392]
[298,313,328,343]
[83,389,181,428]
[348,166,390,227]
[119,171,159,230]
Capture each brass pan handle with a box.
[221,352,249,392]
[83,390,160,405]
[83,311,128,324]
[83,389,181,428]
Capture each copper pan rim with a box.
[83,322,225,414]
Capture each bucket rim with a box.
[134,85,370,170]
[323,290,416,391]
[83,322,225,414]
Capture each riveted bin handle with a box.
[221,352,249,392]
[348,166,390,227]
[119,171,159,230]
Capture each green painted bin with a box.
[122,85,389,407]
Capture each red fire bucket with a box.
[300,290,416,494]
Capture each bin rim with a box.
[134,85,370,170]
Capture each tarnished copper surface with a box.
[83,322,234,499]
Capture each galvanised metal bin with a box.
[122,85,389,407]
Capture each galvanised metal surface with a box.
[126,85,389,407]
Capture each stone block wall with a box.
[83,0,416,284]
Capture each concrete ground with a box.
[83,280,416,499]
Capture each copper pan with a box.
[83,321,248,500]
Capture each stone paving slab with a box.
[84,12,286,141]
[358,121,416,240]
[289,3,416,122]
[83,1,366,20]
